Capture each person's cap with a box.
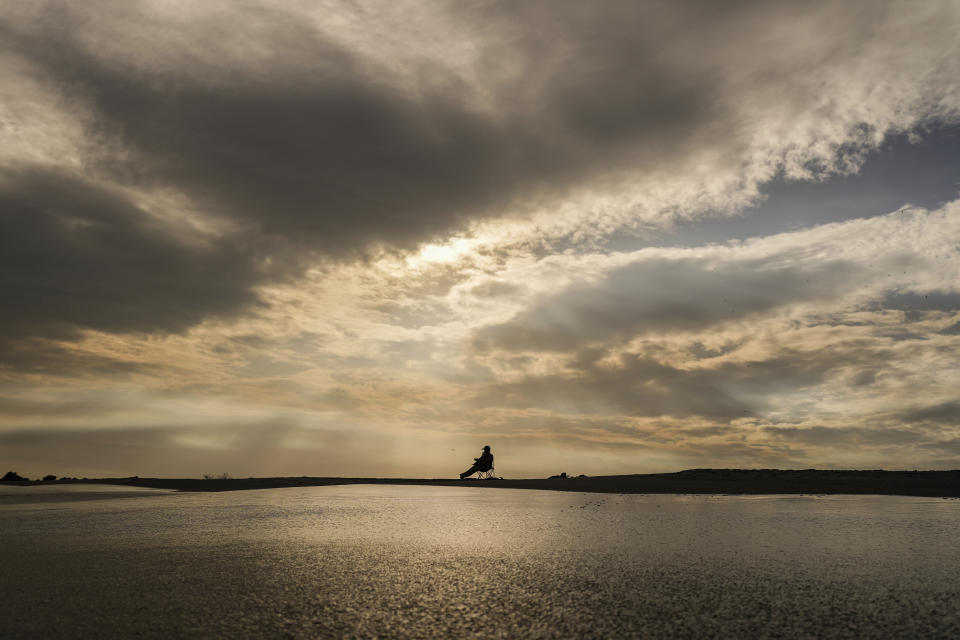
[483,445,491,450]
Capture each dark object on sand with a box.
[2,471,28,481]
[549,472,568,479]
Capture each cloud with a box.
[467,331,909,423]
[0,336,155,376]
[939,321,960,336]
[3,0,959,258]
[2,2,593,254]
[0,423,297,477]
[762,425,923,447]
[0,0,956,346]
[471,352,751,420]
[473,203,960,353]
[897,401,960,426]
[2,1,960,475]
[474,257,863,352]
[879,292,960,315]
[0,168,285,342]
[0,420,465,478]
[460,203,960,434]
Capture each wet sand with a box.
[37,468,960,497]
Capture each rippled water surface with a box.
[2,485,959,638]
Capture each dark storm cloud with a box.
[474,257,862,352]
[0,1,720,256]
[897,402,960,426]
[0,168,282,342]
[72,69,529,253]
[14,0,889,256]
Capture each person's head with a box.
[483,445,491,451]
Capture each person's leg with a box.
[460,464,480,479]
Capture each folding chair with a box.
[475,466,498,480]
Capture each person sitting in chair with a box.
[459,445,493,479]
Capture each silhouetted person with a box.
[460,445,493,479]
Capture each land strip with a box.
[22,469,959,497]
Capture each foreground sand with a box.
[57,468,960,497]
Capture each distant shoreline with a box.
[11,469,960,498]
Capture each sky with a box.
[2,0,960,479]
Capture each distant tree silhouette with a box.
[2,471,28,481]
[43,474,57,481]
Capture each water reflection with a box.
[3,486,959,638]
[0,482,175,504]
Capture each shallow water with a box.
[2,485,958,638]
